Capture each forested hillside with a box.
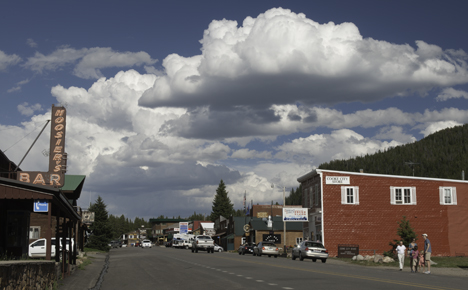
[319,124,468,180]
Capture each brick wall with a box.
[318,172,468,257]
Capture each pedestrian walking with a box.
[396,240,406,271]
[408,238,417,272]
[422,233,432,274]
[411,246,420,273]
[418,251,425,272]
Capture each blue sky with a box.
[1,1,468,219]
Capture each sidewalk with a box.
[57,252,108,290]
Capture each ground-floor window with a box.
[29,226,40,239]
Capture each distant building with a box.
[297,169,468,257]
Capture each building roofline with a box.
[297,169,468,184]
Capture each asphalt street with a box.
[99,246,466,290]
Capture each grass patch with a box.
[431,256,468,268]
[78,258,93,270]
[84,247,108,253]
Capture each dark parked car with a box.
[238,242,255,255]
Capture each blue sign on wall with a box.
[34,199,49,212]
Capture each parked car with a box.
[108,240,121,248]
[142,239,152,248]
[291,241,328,263]
[121,243,128,248]
[214,243,223,252]
[253,242,279,258]
[28,238,74,259]
[238,242,255,255]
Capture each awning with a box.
[222,234,235,240]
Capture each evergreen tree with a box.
[384,216,417,257]
[88,196,112,251]
[209,180,234,221]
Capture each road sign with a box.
[179,222,188,234]
[34,199,48,212]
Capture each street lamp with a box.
[271,184,286,254]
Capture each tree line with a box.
[319,124,468,180]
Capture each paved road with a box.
[100,246,466,290]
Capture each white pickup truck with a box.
[191,235,215,253]
[28,237,74,259]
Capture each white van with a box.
[28,238,75,258]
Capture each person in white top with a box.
[396,241,407,271]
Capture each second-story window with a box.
[390,187,416,205]
[439,187,457,205]
[341,186,359,204]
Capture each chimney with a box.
[360,169,364,173]
[462,170,465,180]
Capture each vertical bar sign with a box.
[48,105,66,187]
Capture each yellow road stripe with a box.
[215,256,461,290]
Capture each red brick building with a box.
[297,169,468,257]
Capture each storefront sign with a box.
[282,208,308,222]
[257,212,268,218]
[17,105,67,187]
[325,176,350,185]
[338,244,359,258]
[263,234,281,244]
[82,210,95,223]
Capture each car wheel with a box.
[268,255,271,258]
[322,259,327,263]
[292,253,296,260]
[299,252,304,261]
[274,255,277,258]
[312,258,317,262]
[218,249,222,252]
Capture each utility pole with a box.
[405,161,419,176]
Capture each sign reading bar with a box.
[325,176,350,185]
[17,105,67,187]
[282,208,308,222]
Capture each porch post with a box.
[45,201,52,260]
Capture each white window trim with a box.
[390,186,416,205]
[29,226,41,239]
[439,187,457,205]
[341,186,359,205]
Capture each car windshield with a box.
[143,240,150,243]
[198,236,210,239]
[305,242,324,248]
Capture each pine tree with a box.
[209,180,234,221]
[384,216,417,257]
[87,196,112,251]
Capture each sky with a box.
[1,0,468,220]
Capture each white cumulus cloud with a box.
[139,7,468,111]
[436,87,468,101]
